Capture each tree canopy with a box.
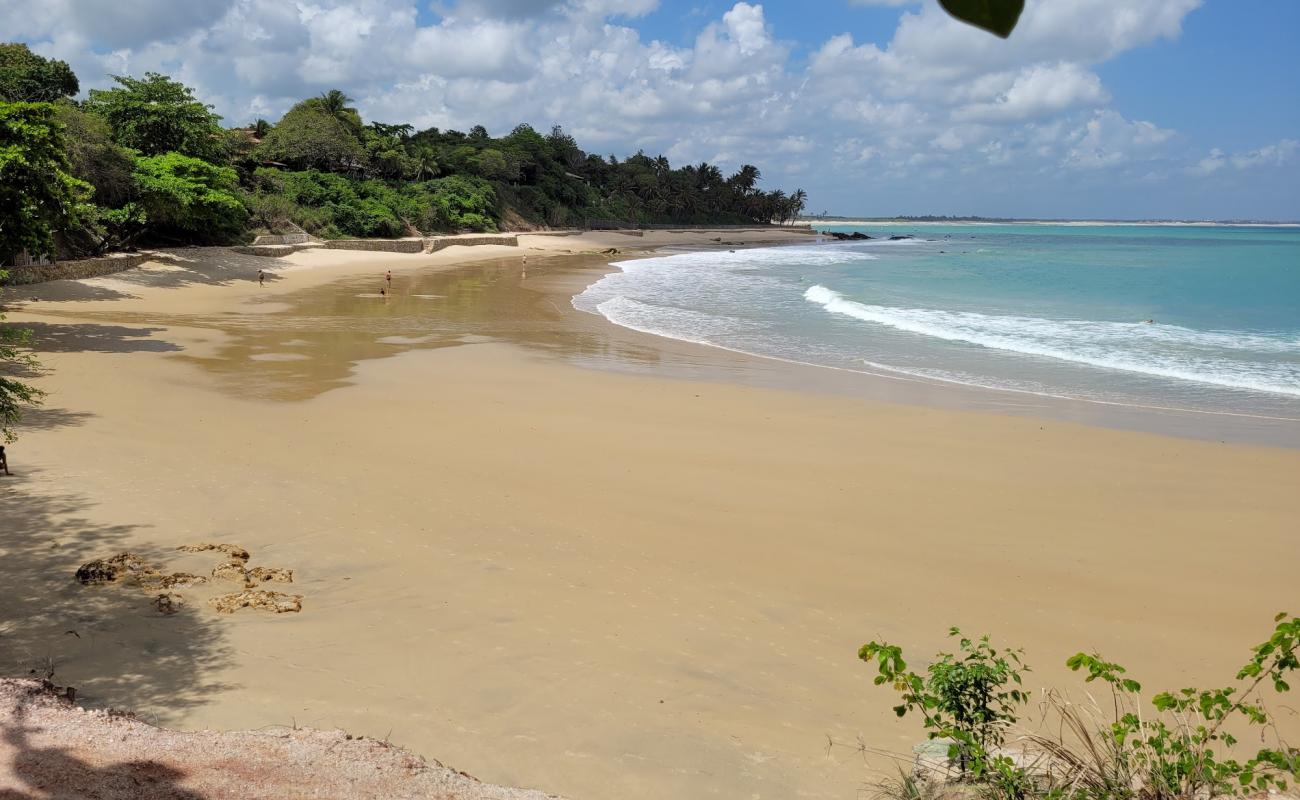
[3,64,808,264]
[0,101,90,264]
[255,99,368,173]
[131,152,246,241]
[0,43,78,102]
[85,72,225,161]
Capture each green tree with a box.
[0,101,91,264]
[256,100,368,173]
[0,43,78,102]
[54,103,134,207]
[131,152,247,241]
[85,72,225,161]
[309,89,363,138]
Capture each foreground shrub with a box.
[861,614,1300,799]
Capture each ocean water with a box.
[573,223,1300,420]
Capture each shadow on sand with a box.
[1,692,208,800]
[4,247,281,306]
[15,322,181,355]
[0,473,233,718]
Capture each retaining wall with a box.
[324,239,426,254]
[424,235,519,253]
[1,253,150,286]
[230,244,315,258]
[251,233,316,246]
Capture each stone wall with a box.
[324,239,426,254]
[1,253,149,286]
[230,244,314,258]
[251,233,316,246]
[424,235,519,253]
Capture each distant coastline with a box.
[799,216,1300,227]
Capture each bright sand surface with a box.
[2,230,1298,799]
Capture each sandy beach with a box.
[2,230,1298,799]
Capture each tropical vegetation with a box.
[858,614,1300,800]
[0,42,806,264]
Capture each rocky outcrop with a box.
[210,589,303,614]
[247,566,294,584]
[74,553,158,585]
[78,543,300,615]
[179,543,249,562]
[825,231,873,241]
[211,560,250,583]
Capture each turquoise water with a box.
[574,223,1300,420]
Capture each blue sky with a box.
[5,0,1298,219]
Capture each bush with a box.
[861,629,1028,780]
[860,615,1300,800]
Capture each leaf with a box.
[938,0,1025,38]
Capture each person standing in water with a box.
[0,446,10,476]
[386,270,392,287]
[258,269,265,286]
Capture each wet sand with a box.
[2,233,1298,799]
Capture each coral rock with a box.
[211,561,250,584]
[141,572,209,590]
[178,543,250,562]
[153,593,184,615]
[247,566,293,584]
[210,590,303,614]
[75,553,158,585]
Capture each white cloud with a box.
[1191,148,1227,175]
[1190,139,1300,176]
[955,63,1108,122]
[1063,110,1175,170]
[8,0,1291,217]
[1230,138,1299,169]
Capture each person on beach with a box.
[386,270,392,286]
[258,270,265,286]
[0,446,10,476]
[380,287,387,298]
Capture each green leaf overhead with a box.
[938,0,1025,38]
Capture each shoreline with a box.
[801,219,1300,227]
[3,233,1299,799]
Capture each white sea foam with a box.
[804,285,1300,397]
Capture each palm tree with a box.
[318,89,355,118]
[787,189,808,225]
[729,164,761,194]
[252,118,271,138]
[316,89,362,137]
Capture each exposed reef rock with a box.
[153,592,185,615]
[74,553,158,585]
[77,543,303,616]
[247,566,294,584]
[212,560,250,584]
[178,543,250,562]
[211,589,303,614]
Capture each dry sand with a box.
[1,229,1298,799]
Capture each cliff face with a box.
[0,679,560,800]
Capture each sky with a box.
[3,0,1298,220]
